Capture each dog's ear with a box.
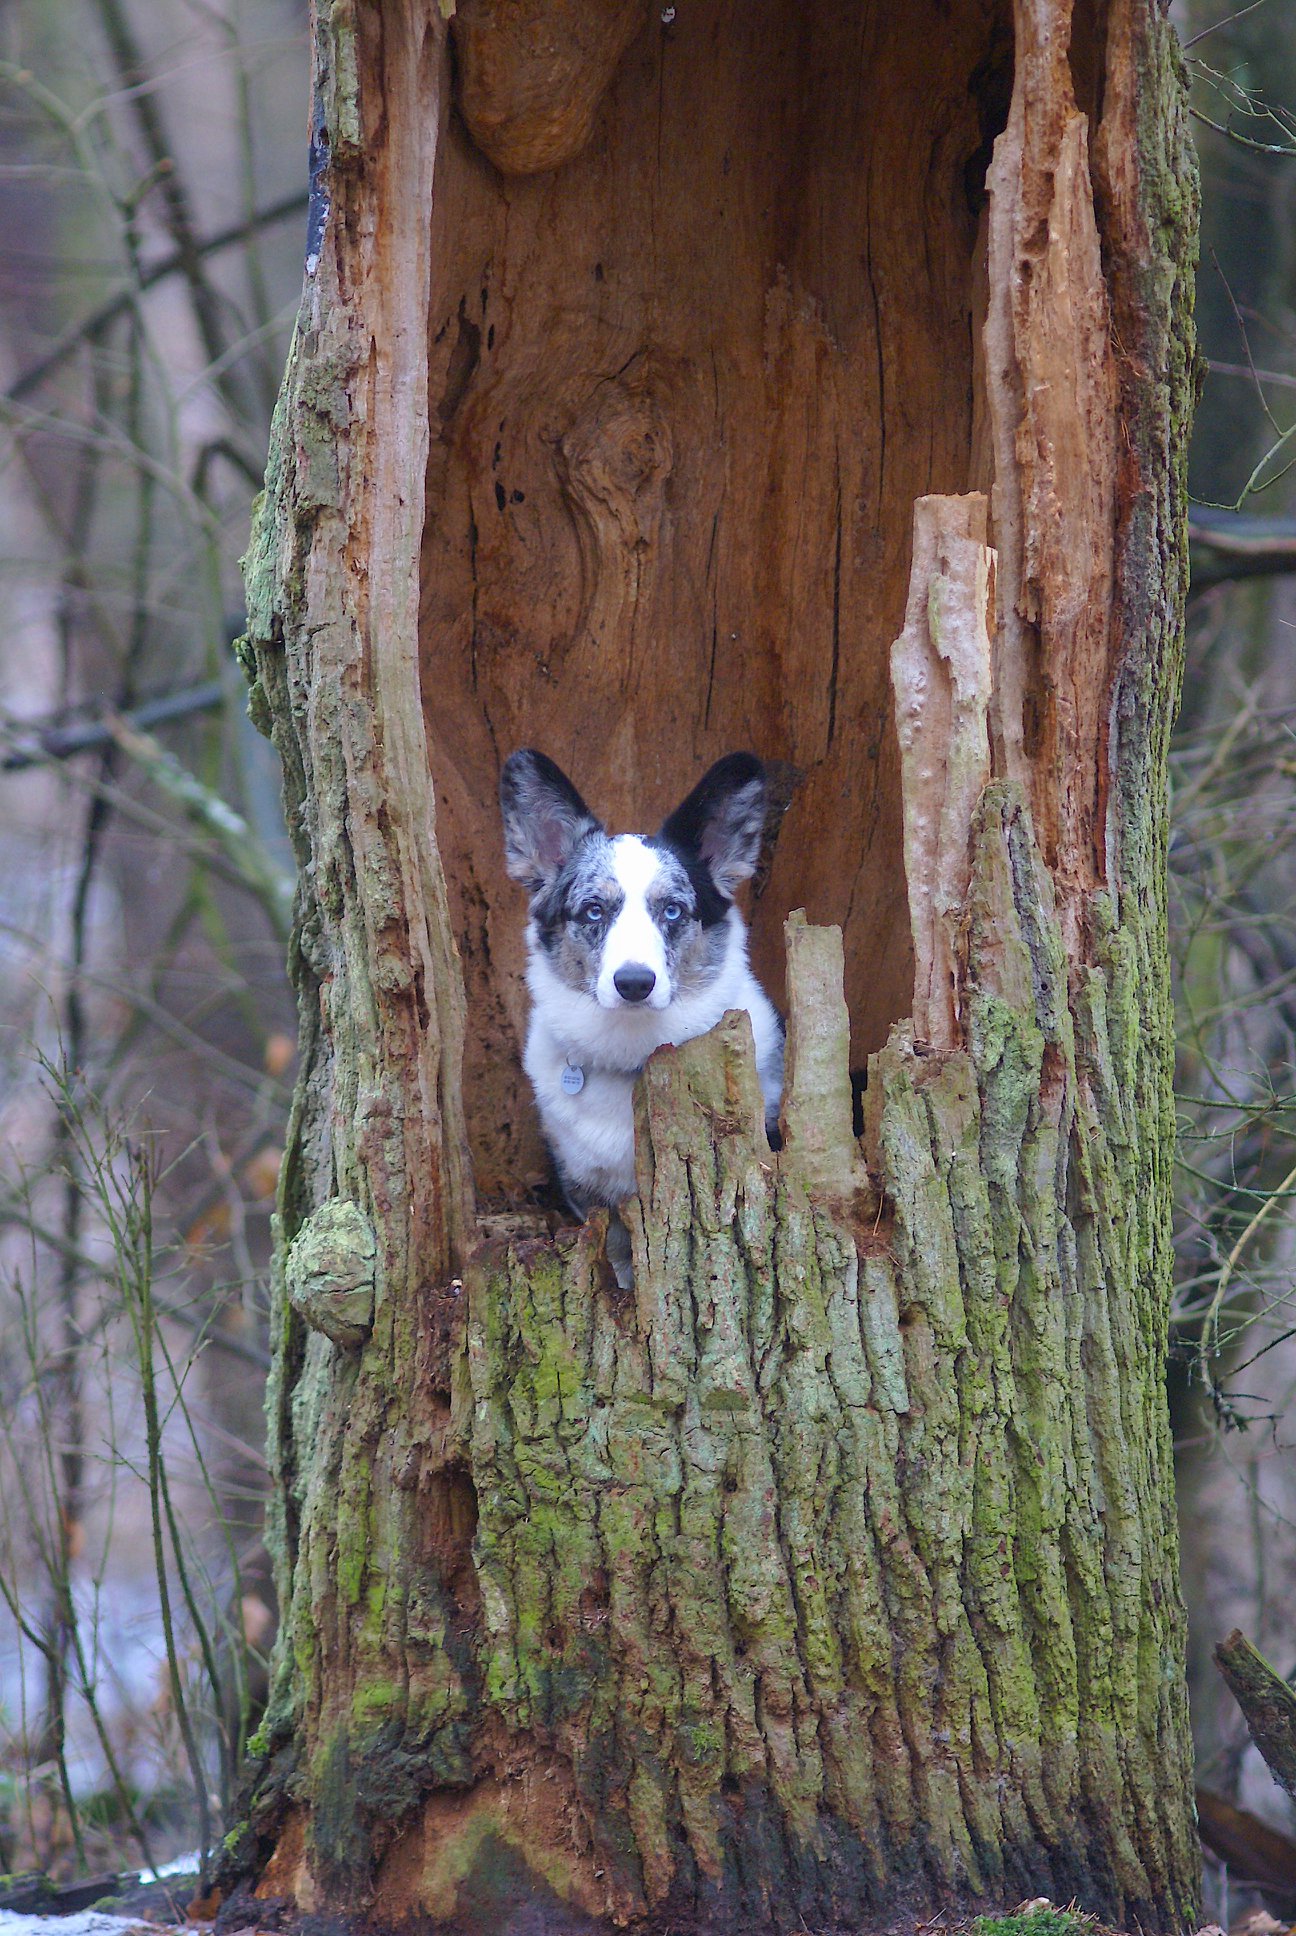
[660,753,767,899]
[500,750,602,893]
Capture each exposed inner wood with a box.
[779,909,867,1200]
[891,494,994,1051]
[419,0,1012,1198]
[984,0,1119,935]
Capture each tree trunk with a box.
[231,0,1202,1929]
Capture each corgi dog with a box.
[500,749,784,1224]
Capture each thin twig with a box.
[1207,359,1296,394]
[1197,1154,1296,1396]
[1190,106,1296,155]
[4,193,305,405]
[115,1147,213,1865]
[1211,248,1281,437]
[1184,0,1276,50]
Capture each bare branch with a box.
[1,680,225,771]
[1214,1629,1296,1802]
[3,192,306,407]
[1189,511,1296,591]
[1184,0,1276,50]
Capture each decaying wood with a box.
[1215,1629,1296,1803]
[351,782,1195,1932]
[240,0,472,1270]
[890,495,994,1050]
[232,0,480,1899]
[421,0,1009,1199]
[452,0,643,176]
[231,0,1203,1927]
[780,910,868,1202]
[984,0,1119,928]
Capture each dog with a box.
[500,749,784,1240]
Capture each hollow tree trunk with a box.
[231,0,1201,1929]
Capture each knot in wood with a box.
[558,378,674,550]
[452,0,643,177]
[286,1199,377,1348]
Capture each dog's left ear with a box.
[660,753,767,899]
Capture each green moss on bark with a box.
[453,797,1196,1926]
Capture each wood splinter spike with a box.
[890,493,995,1051]
[779,909,866,1200]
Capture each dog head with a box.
[500,750,768,1012]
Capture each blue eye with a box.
[662,901,684,924]
[579,901,604,926]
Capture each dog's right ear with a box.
[660,752,767,899]
[500,750,602,894]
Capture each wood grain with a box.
[418,0,1010,1195]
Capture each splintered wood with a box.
[983,0,1119,906]
[420,0,1010,1195]
[779,910,864,1199]
[239,0,1204,1919]
[890,494,994,1050]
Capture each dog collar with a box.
[559,1053,650,1093]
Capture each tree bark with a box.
[231,0,1202,1930]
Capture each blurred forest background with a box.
[0,0,1294,1917]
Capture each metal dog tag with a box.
[561,1061,585,1095]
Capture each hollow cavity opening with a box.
[419,0,1013,1202]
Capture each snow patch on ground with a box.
[137,1854,201,1884]
[0,1915,154,1936]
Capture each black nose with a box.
[613,964,656,1003]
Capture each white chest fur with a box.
[523,908,784,1209]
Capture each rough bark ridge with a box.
[443,786,1197,1935]
[230,0,1202,1929]
[232,0,477,1894]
